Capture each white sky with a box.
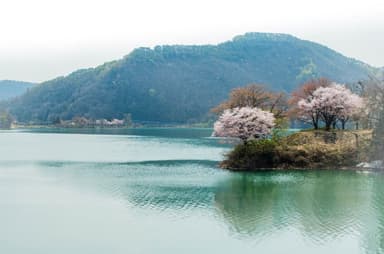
[0,0,383,82]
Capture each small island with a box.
[221,129,372,170]
[212,78,383,171]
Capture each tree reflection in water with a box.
[213,171,381,249]
[39,161,384,253]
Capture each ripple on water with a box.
[31,159,229,215]
[2,155,384,253]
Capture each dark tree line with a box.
[8,33,370,124]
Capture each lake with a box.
[1,128,383,254]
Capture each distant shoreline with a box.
[10,124,213,129]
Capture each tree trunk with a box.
[312,116,318,129]
[325,119,333,131]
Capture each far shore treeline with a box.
[1,33,375,125]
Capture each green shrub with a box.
[221,129,371,171]
[223,138,279,170]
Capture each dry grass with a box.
[223,129,373,170]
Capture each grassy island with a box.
[221,130,372,170]
[210,78,384,171]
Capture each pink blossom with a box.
[297,83,364,130]
[212,107,275,141]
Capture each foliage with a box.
[222,130,371,170]
[361,75,384,160]
[0,110,13,129]
[0,80,35,101]
[296,59,318,82]
[297,83,364,130]
[212,84,288,126]
[123,113,133,127]
[224,138,279,169]
[288,78,332,129]
[8,33,372,124]
[212,107,275,142]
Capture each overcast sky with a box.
[0,0,383,82]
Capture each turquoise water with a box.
[1,128,383,254]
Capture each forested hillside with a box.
[10,33,374,123]
[0,80,35,101]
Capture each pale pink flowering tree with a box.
[297,83,364,130]
[212,107,275,142]
[336,91,365,129]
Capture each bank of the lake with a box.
[221,129,373,171]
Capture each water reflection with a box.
[31,161,384,253]
[364,176,384,254]
[214,173,297,237]
[37,160,223,212]
[213,171,384,254]
[214,172,371,242]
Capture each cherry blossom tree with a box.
[297,83,364,130]
[212,84,288,126]
[212,107,275,142]
[336,89,365,129]
[289,78,332,129]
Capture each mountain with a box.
[9,33,375,124]
[0,80,35,101]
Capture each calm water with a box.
[1,128,383,254]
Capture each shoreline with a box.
[221,129,373,172]
[9,124,214,130]
[220,166,384,172]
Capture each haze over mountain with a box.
[9,33,375,124]
[0,80,35,101]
